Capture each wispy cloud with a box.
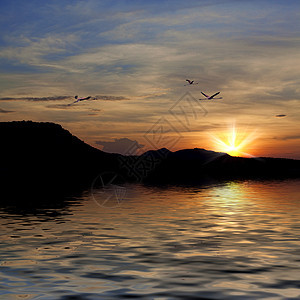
[273,135,300,141]
[93,95,128,101]
[0,95,128,102]
[0,96,70,102]
[0,108,15,113]
[46,104,74,110]
[0,34,79,71]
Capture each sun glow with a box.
[210,123,257,157]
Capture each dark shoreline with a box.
[1,121,300,202]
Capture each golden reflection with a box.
[0,180,300,298]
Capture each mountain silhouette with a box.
[1,121,300,197]
[124,147,300,183]
[0,121,120,198]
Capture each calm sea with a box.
[0,179,300,299]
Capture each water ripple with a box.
[0,180,300,299]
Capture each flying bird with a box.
[71,95,92,104]
[199,91,222,100]
[275,114,287,118]
[185,79,198,86]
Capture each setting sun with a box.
[210,123,257,157]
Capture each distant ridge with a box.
[130,147,300,183]
[1,121,300,196]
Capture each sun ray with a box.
[210,122,258,157]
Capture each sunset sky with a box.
[0,0,299,158]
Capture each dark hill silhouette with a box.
[141,148,300,183]
[1,121,300,197]
[0,121,121,197]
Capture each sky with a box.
[0,0,299,158]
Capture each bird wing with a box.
[73,96,91,103]
[186,79,191,84]
[80,96,91,101]
[209,92,220,99]
[201,92,209,98]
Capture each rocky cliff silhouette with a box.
[1,121,300,197]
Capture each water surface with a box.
[1,179,300,299]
